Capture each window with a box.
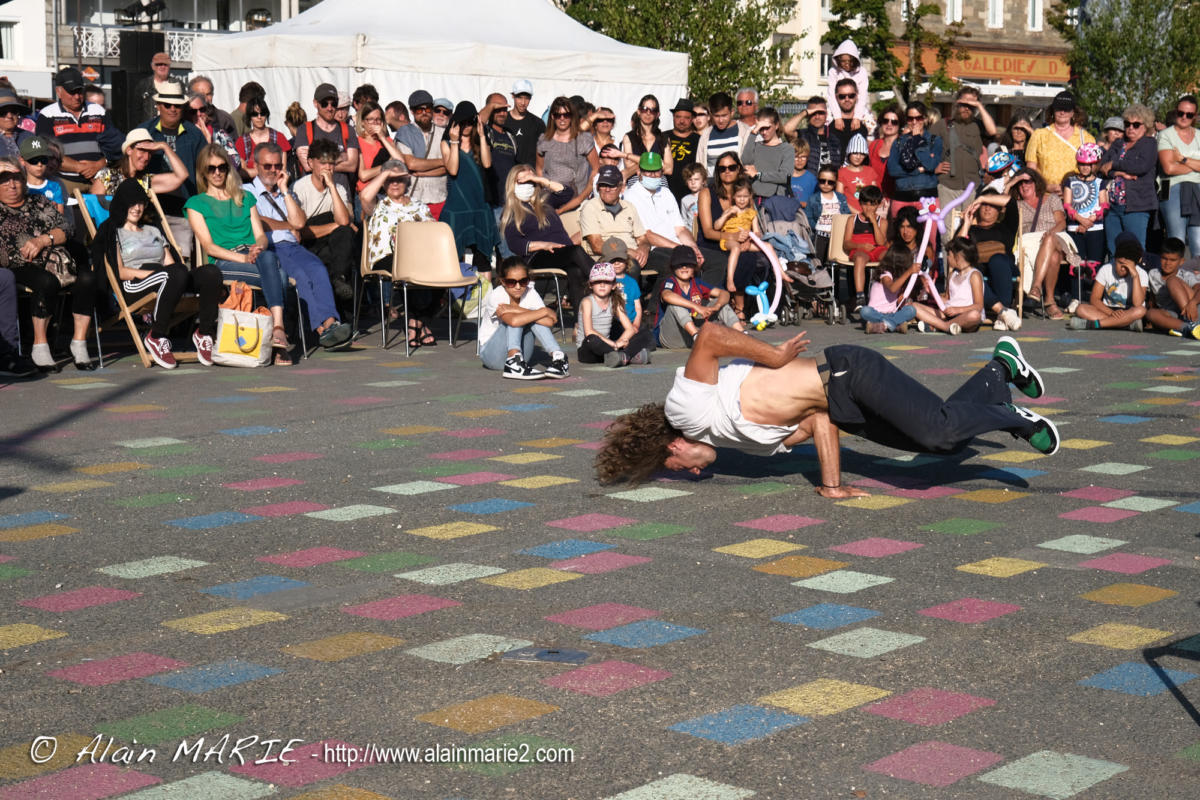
[820,0,833,20]
[0,23,14,62]
[945,0,963,24]
[1028,0,1043,31]
[819,46,834,79]
[772,33,797,73]
[987,0,1004,28]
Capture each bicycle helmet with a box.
[1076,142,1102,164]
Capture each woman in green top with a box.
[185,143,292,365]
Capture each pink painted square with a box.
[334,396,389,406]
[549,552,652,574]
[1108,344,1147,350]
[1058,506,1140,523]
[1061,486,1135,502]
[862,688,996,725]
[0,763,161,800]
[853,475,927,490]
[441,427,506,438]
[435,471,517,486]
[863,741,1004,787]
[429,448,500,460]
[910,347,947,355]
[542,660,672,696]
[1084,352,1123,359]
[889,486,963,500]
[48,653,188,686]
[223,477,305,491]
[0,554,14,563]
[20,586,142,612]
[341,594,462,620]
[258,547,366,568]
[829,538,924,558]
[1023,395,1068,406]
[546,513,637,532]
[734,514,824,533]
[1078,552,1173,574]
[253,452,323,463]
[239,501,331,517]
[230,739,367,787]
[581,421,612,429]
[919,597,1022,623]
[288,367,341,375]
[544,603,660,630]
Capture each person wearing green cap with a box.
[625,150,705,274]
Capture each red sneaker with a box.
[192,329,214,366]
[144,333,177,369]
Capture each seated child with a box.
[600,237,649,337]
[805,166,850,265]
[679,163,708,236]
[713,177,783,316]
[576,262,653,367]
[478,256,569,380]
[789,139,816,207]
[21,136,65,212]
[913,237,985,335]
[837,134,881,215]
[843,184,887,313]
[1143,237,1200,337]
[861,245,918,334]
[655,244,746,348]
[1067,235,1148,331]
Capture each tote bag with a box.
[214,305,272,368]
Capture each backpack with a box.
[302,120,351,173]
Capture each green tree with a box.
[823,0,969,107]
[1049,0,1200,121]
[563,0,798,102]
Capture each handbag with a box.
[220,279,254,312]
[213,305,272,367]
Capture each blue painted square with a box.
[979,467,1047,484]
[200,575,310,599]
[1078,662,1197,696]
[1126,354,1167,361]
[669,704,809,745]
[585,619,706,648]
[773,603,882,630]
[0,510,70,529]
[498,403,554,412]
[220,426,285,436]
[1098,415,1152,425]
[1055,338,1086,343]
[167,511,263,530]
[519,539,617,559]
[1173,501,1200,514]
[146,659,283,693]
[449,498,535,514]
[199,395,253,404]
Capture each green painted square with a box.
[1176,742,1200,762]
[454,734,571,777]
[1148,449,1200,461]
[149,465,221,479]
[112,492,194,509]
[736,481,794,496]
[607,522,691,540]
[338,551,437,573]
[97,704,242,746]
[922,518,1000,535]
[435,393,482,403]
[0,564,33,581]
[355,439,414,450]
[415,464,474,477]
[136,444,199,457]
[1106,381,1148,390]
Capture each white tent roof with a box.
[193,0,689,121]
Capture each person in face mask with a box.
[622,152,705,274]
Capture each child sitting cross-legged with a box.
[861,245,918,334]
[478,256,569,380]
[655,245,746,349]
[912,237,985,335]
[1067,234,1148,331]
[576,262,653,367]
[1145,237,1200,339]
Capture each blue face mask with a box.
[640,176,663,192]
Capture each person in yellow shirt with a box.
[1025,91,1095,194]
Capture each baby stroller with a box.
[759,196,839,325]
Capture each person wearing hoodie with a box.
[826,40,871,124]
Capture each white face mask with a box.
[640,176,663,192]
[514,183,536,201]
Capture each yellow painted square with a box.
[713,538,805,558]
[31,479,113,493]
[291,786,395,800]
[407,521,499,540]
[1068,623,1173,650]
[51,377,106,385]
[0,623,68,648]
[980,451,1045,463]
[957,557,1046,577]
[512,385,561,394]
[76,461,151,475]
[1062,349,1103,355]
[163,607,287,635]
[954,489,1029,504]
[499,475,579,489]
[759,679,891,716]
[1033,408,1066,415]
[0,523,78,543]
[1141,397,1187,406]
[883,345,924,351]
[103,404,166,413]
[417,693,558,734]
[1153,374,1197,382]
[489,452,563,464]
[238,386,297,393]
[283,632,405,662]
[451,408,510,418]
[836,494,913,509]
[518,437,586,448]
[1141,434,1200,445]
[1014,336,1050,342]
[1059,438,1111,450]
[381,425,445,435]
[753,555,850,578]
[0,733,95,779]
[1080,582,1178,607]
[479,568,584,590]
[381,361,422,367]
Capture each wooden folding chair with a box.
[391,221,481,356]
[825,213,880,324]
[102,252,199,367]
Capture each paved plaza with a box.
[0,320,1198,799]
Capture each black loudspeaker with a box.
[111,70,151,133]
[118,30,165,70]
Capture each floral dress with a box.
[366,196,434,267]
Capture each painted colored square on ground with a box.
[283,632,405,662]
[828,537,923,557]
[585,620,706,648]
[396,563,505,585]
[957,557,1046,577]
[607,522,691,540]
[760,679,891,716]
[118,773,274,800]
[1078,552,1173,574]
[774,603,881,630]
[97,704,241,746]
[863,688,996,725]
[601,773,755,800]
[0,623,75,648]
[546,513,637,532]
[200,575,309,599]
[977,750,1129,798]
[1058,506,1140,523]
[792,570,894,593]
[48,653,188,686]
[162,608,287,635]
[1038,534,1126,554]
[1080,583,1178,606]
[0,763,161,800]
[734,514,824,532]
[97,556,207,579]
[922,518,1000,535]
[407,521,499,540]
[807,627,925,658]
[543,660,672,697]
[406,634,534,665]
[1068,623,1172,650]
[754,555,850,578]
[145,660,282,693]
[863,740,1003,787]
[714,538,804,558]
[919,597,1022,623]
[479,568,584,590]
[545,603,660,630]
[550,552,651,574]
[20,586,141,612]
[416,694,558,734]
[1078,662,1197,696]
[669,704,810,745]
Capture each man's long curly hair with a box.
[594,403,679,486]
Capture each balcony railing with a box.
[71,25,228,63]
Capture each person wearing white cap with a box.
[836,132,879,215]
[505,79,545,167]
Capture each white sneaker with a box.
[948,323,962,335]
[993,318,1007,331]
[999,308,1021,331]
[502,355,544,380]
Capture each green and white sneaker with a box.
[993,335,1044,399]
[1009,404,1060,455]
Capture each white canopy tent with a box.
[192,0,689,123]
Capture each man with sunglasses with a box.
[930,85,996,209]
[35,67,122,195]
[0,87,32,160]
[138,82,206,201]
[505,80,545,167]
[294,83,359,189]
[735,89,758,126]
[133,51,176,123]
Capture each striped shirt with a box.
[35,102,121,180]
